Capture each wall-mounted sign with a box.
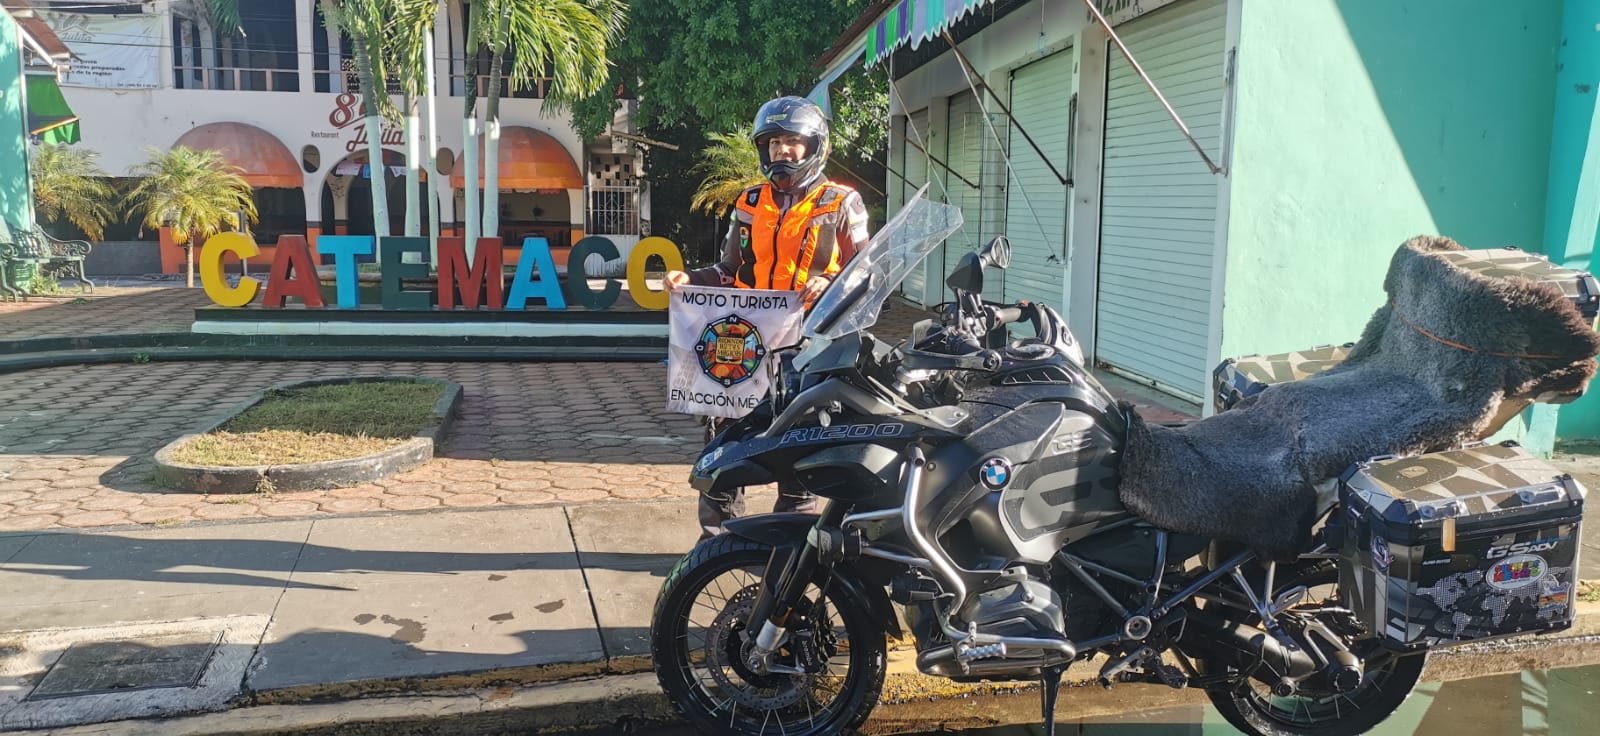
[44,11,161,89]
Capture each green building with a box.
[818,0,1597,452]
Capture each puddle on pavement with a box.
[626,664,1599,735]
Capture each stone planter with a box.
[152,376,462,494]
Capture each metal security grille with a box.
[586,186,639,235]
[1094,0,1227,402]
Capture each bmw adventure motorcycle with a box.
[651,192,1428,736]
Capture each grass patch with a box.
[170,381,445,467]
[1580,581,1599,604]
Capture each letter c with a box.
[200,232,261,307]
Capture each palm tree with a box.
[470,0,626,244]
[29,143,117,241]
[689,130,764,216]
[124,147,258,288]
[385,1,445,257]
[320,0,393,251]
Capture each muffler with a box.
[1175,607,1320,680]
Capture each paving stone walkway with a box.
[0,287,206,341]
[0,361,703,532]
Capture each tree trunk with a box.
[463,43,481,258]
[482,18,509,245]
[354,39,391,251]
[424,25,441,267]
[185,232,196,288]
[404,93,421,238]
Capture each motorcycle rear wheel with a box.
[1202,560,1427,736]
[650,533,887,735]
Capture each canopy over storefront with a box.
[450,126,582,190]
[172,122,304,188]
[820,0,998,69]
[25,74,77,144]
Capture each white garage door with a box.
[943,91,986,298]
[1095,0,1226,401]
[901,108,931,304]
[1004,49,1073,311]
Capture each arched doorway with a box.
[450,126,582,249]
[320,148,434,257]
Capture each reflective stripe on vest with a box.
[733,183,852,290]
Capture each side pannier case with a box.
[1334,441,1585,649]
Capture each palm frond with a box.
[30,143,116,240]
[123,146,257,246]
[690,131,764,216]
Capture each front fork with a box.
[744,502,847,674]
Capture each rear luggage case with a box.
[1334,441,1586,649]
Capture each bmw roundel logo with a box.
[979,457,1012,490]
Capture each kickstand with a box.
[1040,665,1064,736]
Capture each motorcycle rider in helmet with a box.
[665,95,873,539]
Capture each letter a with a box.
[505,237,567,310]
[261,235,326,308]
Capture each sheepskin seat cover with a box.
[1118,236,1600,559]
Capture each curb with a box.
[0,344,666,375]
[151,377,463,494]
[31,601,1600,736]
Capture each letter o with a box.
[628,236,685,311]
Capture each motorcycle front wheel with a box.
[650,533,887,735]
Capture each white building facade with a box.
[40,0,644,265]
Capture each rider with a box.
[665,95,872,539]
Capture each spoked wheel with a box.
[1204,560,1428,736]
[650,534,886,735]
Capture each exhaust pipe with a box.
[1176,607,1320,680]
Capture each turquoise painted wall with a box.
[1546,0,1600,442]
[1,11,33,241]
[1222,0,1561,362]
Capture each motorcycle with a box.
[651,192,1428,736]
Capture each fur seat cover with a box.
[1118,236,1600,559]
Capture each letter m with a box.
[438,237,505,309]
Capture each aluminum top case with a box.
[1334,441,1585,649]
[1437,246,1599,326]
[1212,343,1353,413]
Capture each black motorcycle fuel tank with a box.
[919,354,1129,567]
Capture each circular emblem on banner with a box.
[695,315,767,387]
[979,457,1012,490]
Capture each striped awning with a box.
[865,0,995,67]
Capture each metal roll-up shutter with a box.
[902,108,932,303]
[1095,0,1226,401]
[944,91,985,296]
[1003,50,1073,310]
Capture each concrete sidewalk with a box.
[0,497,719,731]
[3,476,1597,732]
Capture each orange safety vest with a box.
[732,182,854,290]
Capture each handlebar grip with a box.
[991,306,1026,326]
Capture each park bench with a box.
[0,224,94,297]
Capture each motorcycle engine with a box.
[957,578,1064,639]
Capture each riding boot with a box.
[698,485,746,541]
[773,482,817,515]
